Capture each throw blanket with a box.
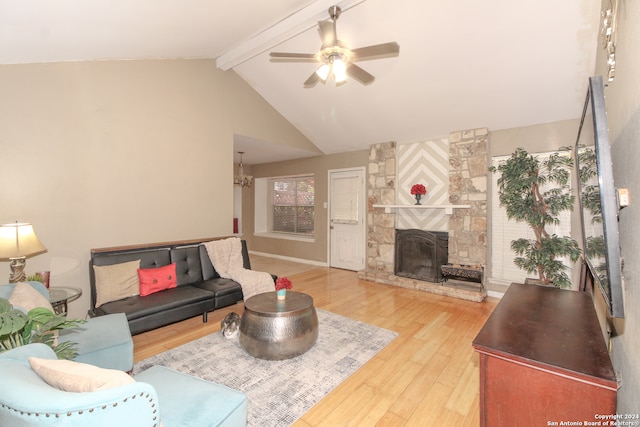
[203,238,274,301]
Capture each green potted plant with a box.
[489,147,581,288]
[26,272,50,288]
[0,298,85,359]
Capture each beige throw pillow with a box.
[9,282,54,312]
[29,357,135,392]
[93,260,141,307]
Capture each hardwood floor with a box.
[133,260,498,426]
[249,254,321,278]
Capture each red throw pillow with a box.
[138,263,177,296]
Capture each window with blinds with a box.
[272,176,314,235]
[490,153,573,284]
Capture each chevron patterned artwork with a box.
[397,139,449,231]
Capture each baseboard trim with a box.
[487,289,505,299]
[249,251,328,267]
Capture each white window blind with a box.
[490,153,573,283]
[331,176,359,224]
[272,176,314,235]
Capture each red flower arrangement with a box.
[410,183,427,195]
[275,276,293,291]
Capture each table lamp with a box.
[0,221,47,283]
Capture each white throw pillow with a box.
[29,357,135,392]
[9,282,54,312]
[93,260,141,307]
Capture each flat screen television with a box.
[575,75,624,318]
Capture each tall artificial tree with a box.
[490,147,581,288]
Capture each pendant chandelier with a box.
[233,151,253,188]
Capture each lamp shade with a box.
[0,222,47,260]
[315,64,331,81]
[333,58,347,83]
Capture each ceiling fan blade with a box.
[351,42,400,61]
[346,63,375,85]
[270,52,316,59]
[304,71,321,88]
[318,20,337,47]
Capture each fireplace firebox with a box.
[394,229,449,283]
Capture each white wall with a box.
[396,139,450,231]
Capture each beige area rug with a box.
[133,309,398,426]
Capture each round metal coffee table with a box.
[239,291,318,360]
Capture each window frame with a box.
[269,175,315,237]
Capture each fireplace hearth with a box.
[395,229,448,283]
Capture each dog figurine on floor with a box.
[221,312,241,339]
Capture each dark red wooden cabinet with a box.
[473,283,617,426]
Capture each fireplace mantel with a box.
[373,204,471,215]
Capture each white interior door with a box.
[329,168,366,271]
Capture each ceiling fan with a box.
[270,5,399,87]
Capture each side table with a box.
[49,287,82,315]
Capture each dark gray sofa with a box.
[89,238,252,335]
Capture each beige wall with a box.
[490,118,580,156]
[243,150,368,263]
[0,59,315,318]
[248,119,582,267]
[594,0,640,413]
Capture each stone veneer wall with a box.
[448,128,488,266]
[359,130,488,302]
[364,141,397,274]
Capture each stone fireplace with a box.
[358,129,488,302]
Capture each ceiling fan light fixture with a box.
[316,63,331,81]
[332,57,347,83]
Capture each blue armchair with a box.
[0,343,248,427]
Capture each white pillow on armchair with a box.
[8,281,55,312]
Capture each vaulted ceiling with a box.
[0,0,602,165]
